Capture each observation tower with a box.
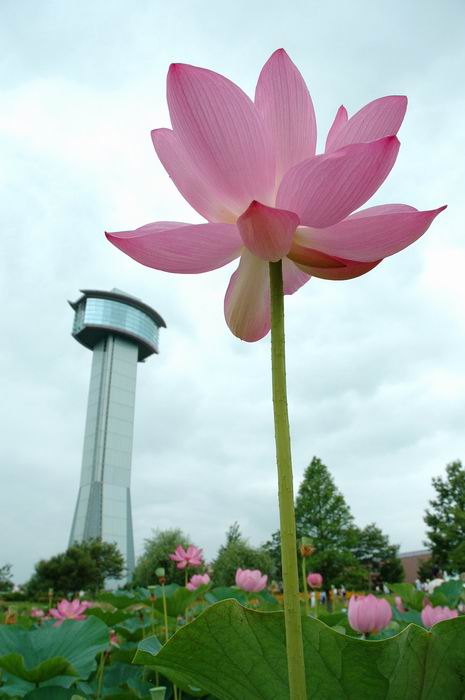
[68,289,166,581]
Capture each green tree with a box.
[294,457,365,590]
[0,563,14,592]
[424,460,465,573]
[351,523,404,587]
[26,539,124,596]
[211,523,273,587]
[132,528,193,587]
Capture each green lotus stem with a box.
[151,598,156,637]
[161,583,169,643]
[96,651,106,700]
[269,260,307,700]
[301,557,309,617]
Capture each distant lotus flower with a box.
[186,573,211,591]
[307,572,323,589]
[109,629,120,647]
[421,604,458,628]
[235,568,268,593]
[107,49,446,342]
[395,596,406,613]
[169,545,203,570]
[30,608,45,618]
[49,598,90,626]
[348,594,392,634]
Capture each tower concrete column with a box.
[68,289,165,584]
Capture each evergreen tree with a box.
[211,523,273,586]
[424,460,465,573]
[351,523,404,586]
[132,528,192,587]
[294,457,365,589]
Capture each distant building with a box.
[399,549,431,583]
[68,289,166,583]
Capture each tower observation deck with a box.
[68,289,166,582]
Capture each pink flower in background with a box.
[109,629,120,647]
[395,596,406,613]
[30,608,45,618]
[421,604,458,628]
[169,545,203,569]
[235,568,268,593]
[186,573,211,591]
[348,594,392,634]
[307,572,323,589]
[49,599,90,626]
[106,49,445,342]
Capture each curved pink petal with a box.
[224,252,310,341]
[282,257,311,293]
[255,48,317,184]
[277,136,400,228]
[294,204,446,262]
[224,251,270,342]
[237,200,299,262]
[325,105,348,152]
[325,96,407,153]
[167,63,274,216]
[152,129,236,223]
[295,258,381,281]
[106,222,242,273]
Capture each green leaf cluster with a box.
[135,599,465,700]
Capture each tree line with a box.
[4,457,465,596]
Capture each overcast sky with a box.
[1,0,465,584]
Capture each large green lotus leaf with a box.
[0,617,109,687]
[389,583,425,611]
[151,588,199,618]
[430,580,464,608]
[97,592,141,610]
[134,599,465,700]
[22,688,82,699]
[0,654,76,683]
[204,588,247,605]
[86,607,134,626]
[115,615,159,642]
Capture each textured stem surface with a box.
[269,260,307,700]
[302,557,309,617]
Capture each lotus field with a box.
[1,568,465,699]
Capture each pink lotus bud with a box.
[395,596,405,613]
[307,572,323,589]
[30,608,45,618]
[235,568,268,593]
[186,573,211,591]
[169,544,203,569]
[421,604,458,628]
[348,594,392,634]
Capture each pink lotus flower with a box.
[186,573,211,591]
[49,598,90,626]
[235,568,268,593]
[307,572,323,589]
[169,544,203,570]
[348,594,392,634]
[421,604,458,628]
[395,595,406,613]
[109,629,120,647]
[30,608,45,618]
[106,49,445,342]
